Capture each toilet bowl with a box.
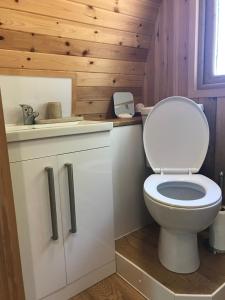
[143,97,222,274]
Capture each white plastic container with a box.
[140,106,154,123]
[209,207,225,253]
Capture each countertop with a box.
[86,116,143,127]
[6,116,142,142]
[6,120,113,142]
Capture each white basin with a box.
[6,121,113,142]
[6,122,81,132]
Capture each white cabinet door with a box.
[10,157,66,300]
[58,147,115,285]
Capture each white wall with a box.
[0,75,72,124]
[111,124,152,239]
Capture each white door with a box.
[10,157,66,300]
[58,147,115,284]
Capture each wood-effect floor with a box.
[116,223,225,295]
[71,274,145,300]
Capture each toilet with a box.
[143,96,222,274]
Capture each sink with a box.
[6,121,113,142]
[6,121,81,132]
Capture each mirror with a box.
[113,92,135,118]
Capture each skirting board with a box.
[116,253,225,300]
[43,260,116,300]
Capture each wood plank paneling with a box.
[76,100,113,114]
[0,0,154,36]
[145,0,189,104]
[0,68,77,79]
[76,73,144,87]
[150,0,176,102]
[0,0,161,116]
[0,91,25,300]
[0,29,148,62]
[77,87,142,100]
[215,98,225,194]
[198,98,217,180]
[0,8,151,49]
[0,49,145,75]
[175,0,189,97]
[72,0,161,21]
[76,86,142,116]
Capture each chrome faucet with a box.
[20,104,39,125]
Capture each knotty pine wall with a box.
[145,0,225,193]
[0,0,161,119]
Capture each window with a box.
[198,0,225,88]
[214,0,225,76]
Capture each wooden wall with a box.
[0,92,25,300]
[0,0,161,119]
[145,0,225,193]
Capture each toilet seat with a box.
[143,97,209,174]
[144,174,221,208]
[143,97,221,208]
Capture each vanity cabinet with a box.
[58,148,114,285]
[8,130,115,300]
[10,157,66,300]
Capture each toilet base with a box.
[158,227,200,273]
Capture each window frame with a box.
[198,0,225,89]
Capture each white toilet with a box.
[143,96,222,274]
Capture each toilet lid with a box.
[143,97,209,174]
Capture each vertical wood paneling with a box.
[145,0,189,104]
[155,0,175,102]
[198,98,217,180]
[145,0,225,182]
[0,50,145,75]
[146,0,174,103]
[175,0,190,97]
[215,98,225,192]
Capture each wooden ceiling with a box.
[0,0,161,118]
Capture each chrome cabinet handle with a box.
[45,167,59,241]
[65,163,77,233]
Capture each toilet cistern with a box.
[143,96,221,274]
